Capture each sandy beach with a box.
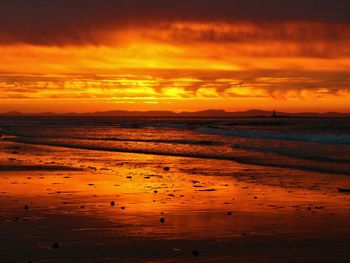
[1,137,350,262]
[1,0,350,261]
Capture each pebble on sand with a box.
[24,205,29,210]
[163,167,170,171]
[192,250,199,257]
[227,212,232,216]
[52,242,59,249]
[111,201,115,206]
[159,217,165,223]
[338,188,350,193]
[154,190,158,193]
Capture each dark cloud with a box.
[0,0,349,45]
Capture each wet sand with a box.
[1,140,350,262]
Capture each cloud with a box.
[0,1,349,112]
[1,70,349,100]
[152,22,350,43]
[0,0,349,45]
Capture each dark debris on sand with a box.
[52,242,59,249]
[338,188,350,193]
[197,189,216,192]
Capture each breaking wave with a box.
[196,127,350,144]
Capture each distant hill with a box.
[0,109,349,117]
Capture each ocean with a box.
[1,116,349,175]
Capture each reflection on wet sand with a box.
[1,141,350,262]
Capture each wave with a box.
[0,164,82,171]
[6,137,350,176]
[197,127,350,144]
[0,129,222,146]
[232,144,350,164]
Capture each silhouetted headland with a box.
[1,109,349,117]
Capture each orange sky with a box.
[0,2,349,113]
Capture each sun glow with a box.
[0,21,349,113]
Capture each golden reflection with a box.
[1,136,350,240]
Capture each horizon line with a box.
[1,109,350,117]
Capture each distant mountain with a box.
[1,111,24,116]
[84,110,178,117]
[0,109,349,117]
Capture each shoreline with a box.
[1,138,350,262]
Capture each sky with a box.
[0,0,349,113]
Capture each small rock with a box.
[154,190,158,193]
[111,201,115,206]
[121,206,125,210]
[338,188,350,193]
[163,167,170,171]
[198,189,216,192]
[24,205,29,210]
[227,212,232,216]
[159,218,165,223]
[192,250,199,257]
[52,242,59,249]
